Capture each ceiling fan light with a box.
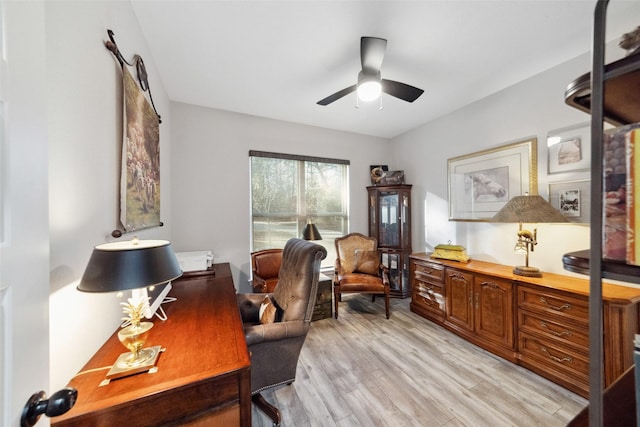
[357,81,382,102]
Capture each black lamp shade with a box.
[302,223,322,240]
[78,239,183,293]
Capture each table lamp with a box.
[491,194,568,277]
[302,222,322,240]
[78,237,182,379]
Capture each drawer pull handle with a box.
[539,297,571,312]
[540,322,572,338]
[539,345,573,364]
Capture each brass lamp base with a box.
[513,265,543,278]
[106,345,162,380]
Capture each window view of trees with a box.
[250,154,349,267]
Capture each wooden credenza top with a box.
[53,262,251,426]
[410,253,640,304]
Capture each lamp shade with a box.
[302,223,322,240]
[78,239,183,293]
[491,195,569,223]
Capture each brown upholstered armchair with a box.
[251,248,283,293]
[237,238,327,425]
[334,232,390,319]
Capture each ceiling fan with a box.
[317,36,424,106]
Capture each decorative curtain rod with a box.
[104,29,162,123]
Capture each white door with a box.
[1,1,51,425]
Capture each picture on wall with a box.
[547,122,591,174]
[448,138,537,221]
[548,179,590,224]
[120,66,161,232]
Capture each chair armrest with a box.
[252,275,268,292]
[243,320,307,346]
[237,292,271,323]
[381,267,390,287]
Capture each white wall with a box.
[46,0,172,391]
[170,103,390,290]
[392,45,630,277]
[2,1,50,424]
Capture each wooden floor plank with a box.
[252,295,587,426]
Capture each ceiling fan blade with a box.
[361,37,387,73]
[381,79,424,103]
[316,85,357,106]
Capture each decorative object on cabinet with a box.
[620,26,640,56]
[431,243,470,262]
[409,253,640,399]
[548,179,591,224]
[302,222,322,240]
[547,122,591,174]
[237,238,326,426]
[77,238,183,380]
[491,194,568,278]
[334,233,390,319]
[367,184,412,298]
[250,248,283,293]
[369,165,388,184]
[104,30,163,236]
[370,168,405,185]
[448,138,538,221]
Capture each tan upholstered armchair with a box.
[334,232,390,319]
[237,238,327,425]
[251,248,283,293]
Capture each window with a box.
[249,151,349,268]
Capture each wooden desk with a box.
[53,263,251,426]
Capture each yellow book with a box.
[630,128,640,265]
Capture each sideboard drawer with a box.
[413,279,445,319]
[517,285,588,326]
[413,260,445,283]
[518,310,589,351]
[519,331,589,393]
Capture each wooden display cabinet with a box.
[368,184,412,298]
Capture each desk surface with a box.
[54,263,251,426]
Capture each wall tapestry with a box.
[105,30,162,235]
[121,66,160,232]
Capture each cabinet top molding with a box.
[410,253,640,304]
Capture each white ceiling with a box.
[130,1,640,139]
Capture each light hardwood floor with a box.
[252,295,588,426]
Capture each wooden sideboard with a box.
[409,253,640,398]
[53,263,251,426]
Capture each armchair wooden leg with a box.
[252,392,282,426]
[384,291,390,319]
[334,287,339,319]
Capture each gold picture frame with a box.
[448,138,538,221]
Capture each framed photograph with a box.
[448,138,538,221]
[548,179,590,224]
[547,122,590,174]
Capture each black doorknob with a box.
[21,387,77,427]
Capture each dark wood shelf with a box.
[565,50,640,126]
[562,249,640,284]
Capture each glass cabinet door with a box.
[379,191,400,247]
[381,251,410,295]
